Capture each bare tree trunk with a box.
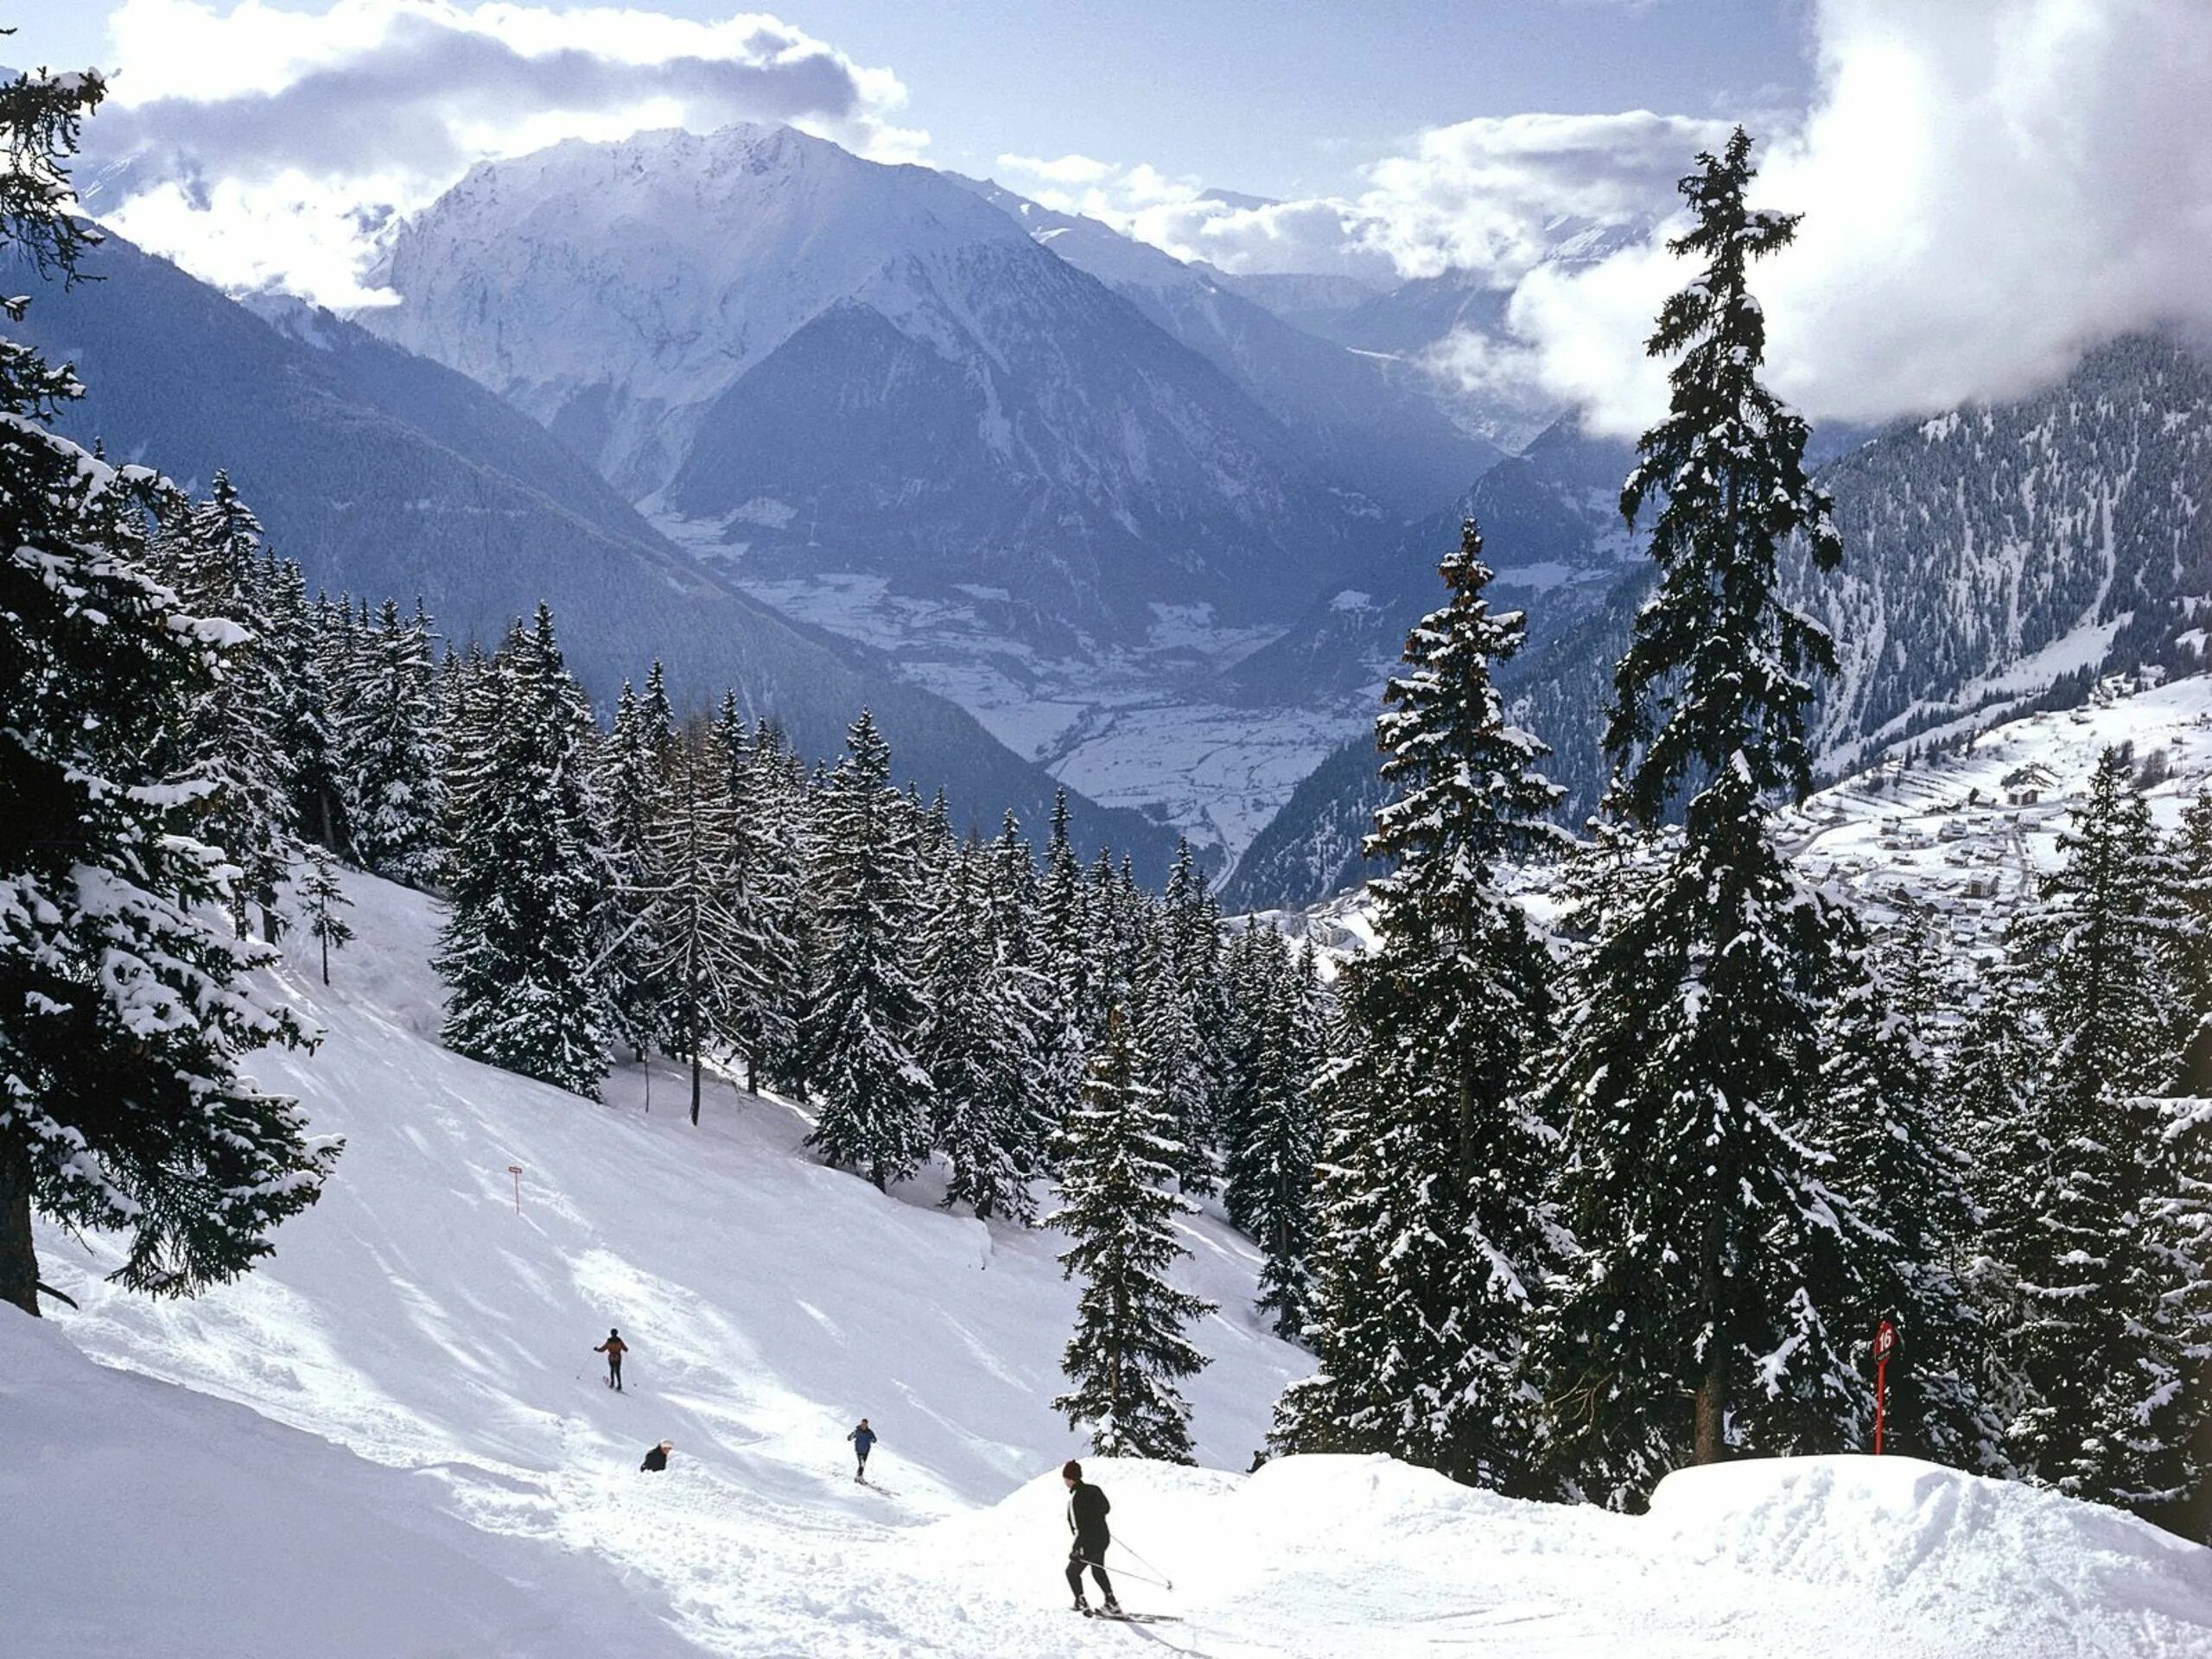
[1693,1211,1726,1465]
[0,1137,41,1319]
[690,1047,702,1128]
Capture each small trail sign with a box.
[1872,1318,1899,1455]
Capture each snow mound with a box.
[918,1454,2212,1656]
[1649,1457,2212,1656]
[0,1313,697,1659]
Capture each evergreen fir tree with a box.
[299,844,355,987]
[2169,789,2212,1095]
[1226,931,1325,1341]
[595,671,676,1063]
[1945,970,2043,1440]
[1041,787,1095,1029]
[804,711,933,1188]
[339,598,445,887]
[0,64,334,1315]
[1536,130,1862,1502]
[1275,519,1563,1491]
[2002,748,2200,1510]
[1051,1009,1215,1462]
[918,844,1032,1219]
[1818,912,2003,1472]
[264,557,343,852]
[728,711,806,1093]
[151,474,299,940]
[435,607,610,1097]
[642,716,760,1125]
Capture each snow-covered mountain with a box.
[367,124,1373,640]
[15,865,2208,1656]
[1226,336,2212,910]
[17,225,1177,872]
[953,175,1498,517]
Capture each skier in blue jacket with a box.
[847,1418,878,1481]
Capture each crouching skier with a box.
[640,1440,673,1472]
[1061,1459,1121,1617]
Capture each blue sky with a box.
[23,0,1815,201]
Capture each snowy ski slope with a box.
[9,871,2212,1655]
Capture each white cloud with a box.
[995,151,1119,187]
[995,112,1725,286]
[1503,0,2212,430]
[83,0,919,307]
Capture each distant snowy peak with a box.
[367,121,1378,635]
[372,124,1033,453]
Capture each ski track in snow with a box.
[11,869,2212,1656]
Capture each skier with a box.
[847,1417,878,1482]
[1062,1459,1121,1617]
[594,1327,628,1391]
[640,1440,673,1473]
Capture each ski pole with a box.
[1078,1555,1172,1590]
[1108,1541,1174,1591]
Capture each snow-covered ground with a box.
[12,868,2212,1655]
[1783,669,2212,956]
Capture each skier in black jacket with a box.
[640,1440,672,1472]
[1061,1459,1121,1615]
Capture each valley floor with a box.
[8,871,2210,1656]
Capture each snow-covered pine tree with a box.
[1536,129,1861,1502]
[1943,966,2044,1440]
[299,843,355,987]
[435,606,610,1097]
[728,709,806,1094]
[1158,838,1234,1191]
[2170,789,2212,1095]
[149,474,299,940]
[2001,747,2200,1513]
[917,843,1030,1218]
[1051,1008,1215,1461]
[1817,911,2004,1473]
[1225,930,1325,1340]
[641,715,760,1125]
[990,813,1084,1200]
[1041,787,1096,1031]
[922,811,1071,1220]
[803,710,933,1188]
[1217,925,1271,1222]
[595,669,676,1064]
[1268,997,1420,1464]
[264,556,343,852]
[0,63,334,1316]
[1276,518,1564,1491]
[339,598,446,887]
[1083,849,1150,1045]
[314,594,363,852]
[437,638,497,841]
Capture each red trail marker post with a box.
[1872,1317,1898,1455]
[508,1164,524,1216]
